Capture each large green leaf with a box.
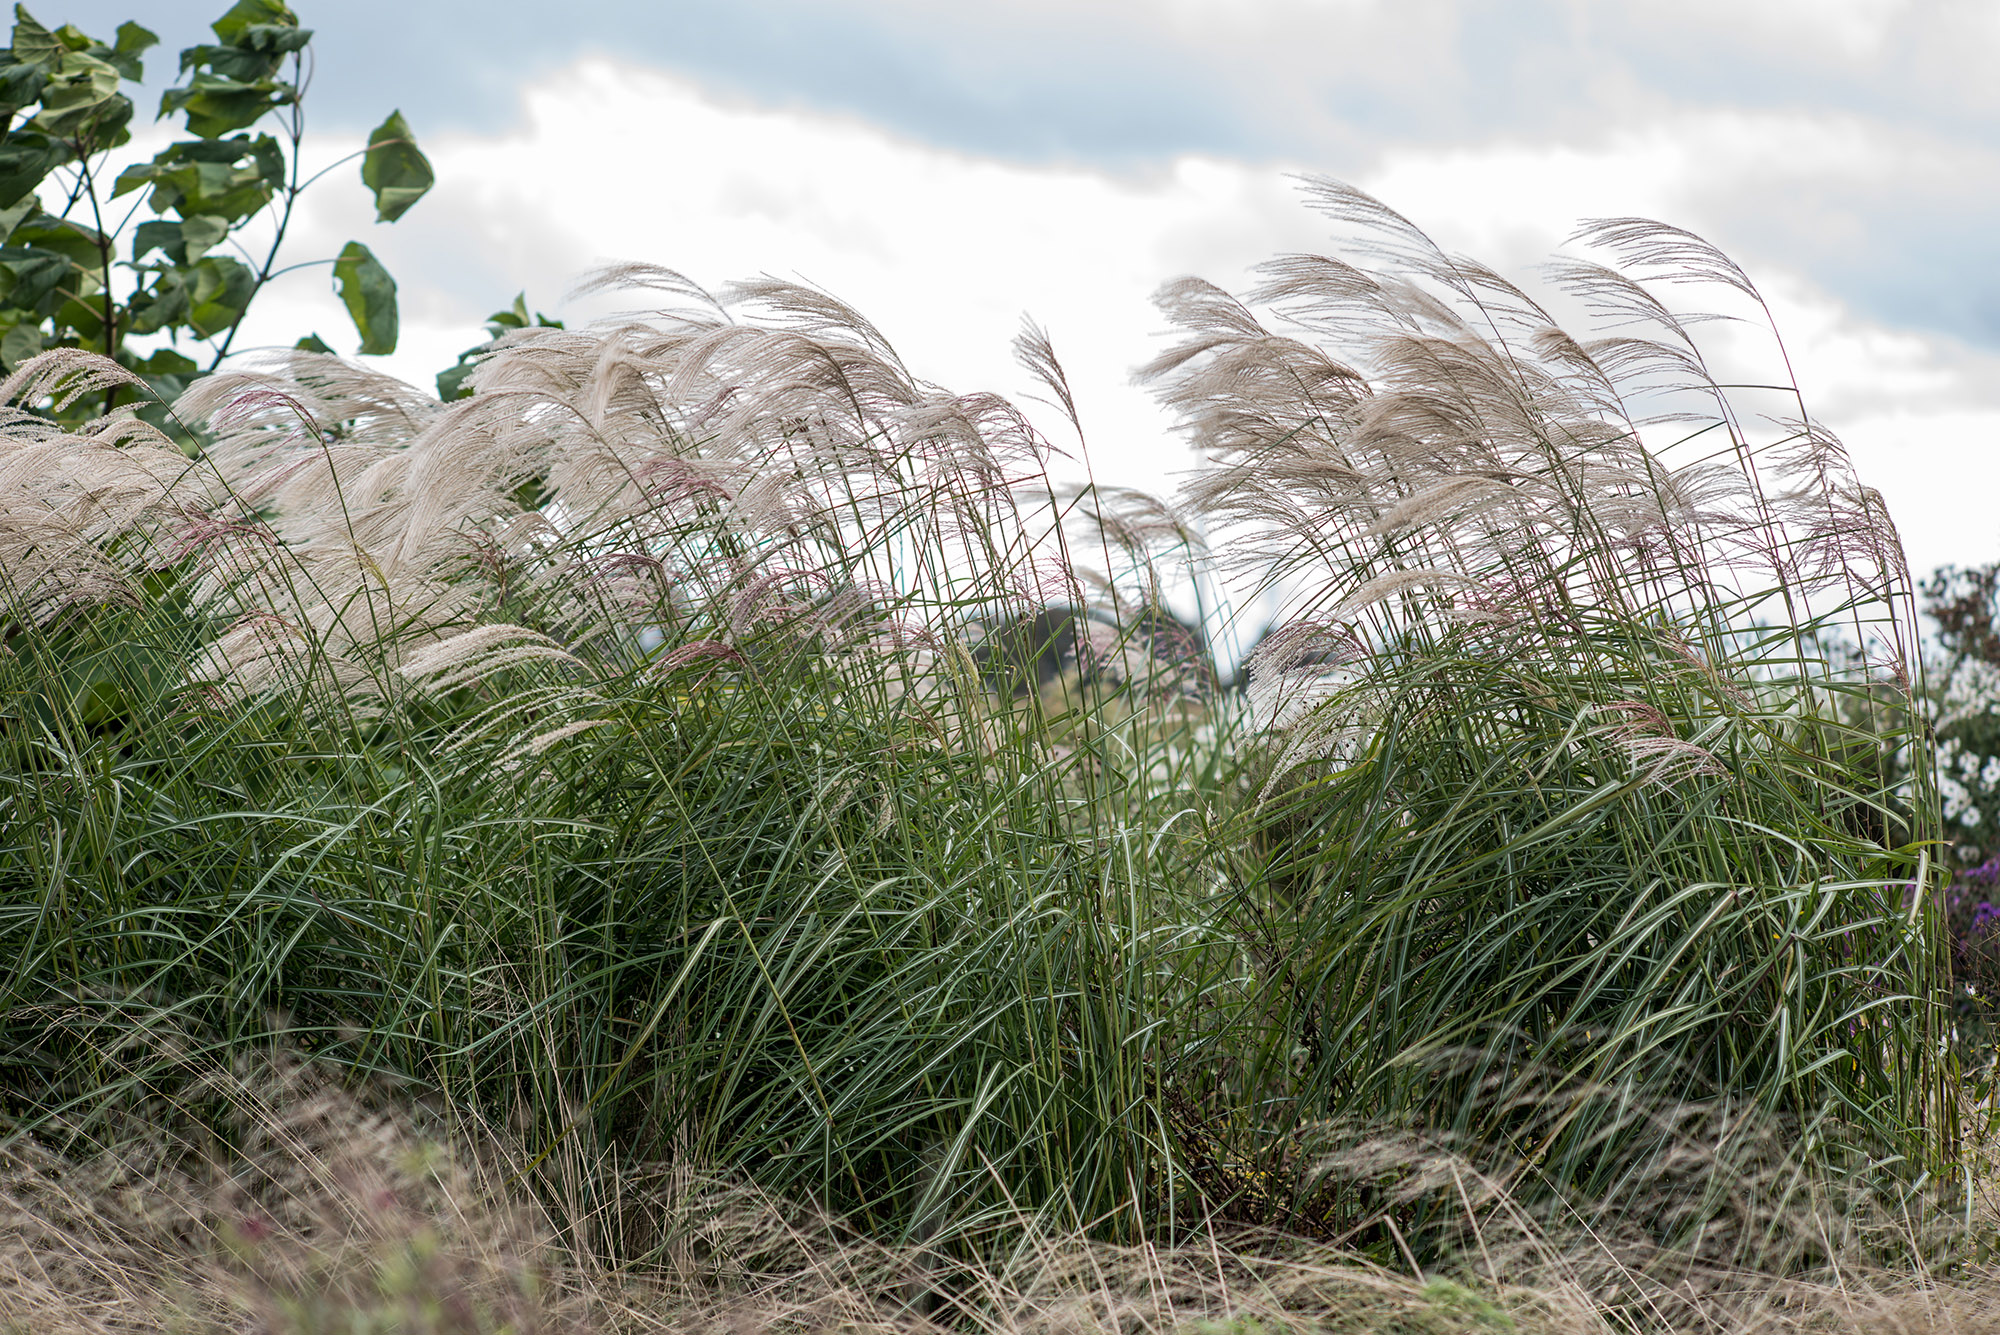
[131,214,227,265]
[9,7,63,71]
[29,49,129,140]
[434,358,475,402]
[8,214,105,265]
[361,110,432,223]
[54,289,104,342]
[48,24,95,55]
[0,193,35,241]
[185,253,252,335]
[173,42,281,84]
[0,317,41,369]
[122,266,189,335]
[233,23,310,56]
[333,240,396,354]
[160,71,289,138]
[105,21,157,81]
[0,244,73,312]
[0,130,64,208]
[210,0,299,45]
[0,59,44,117]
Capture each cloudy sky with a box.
[72,0,2000,579]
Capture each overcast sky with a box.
[68,0,2000,579]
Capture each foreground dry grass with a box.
[4,1059,1999,1335]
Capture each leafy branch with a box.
[0,0,433,436]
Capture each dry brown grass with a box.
[4,1057,1998,1335]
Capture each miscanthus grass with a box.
[0,275,1223,1248]
[0,182,1964,1290]
[1143,184,1952,1240]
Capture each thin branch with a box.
[73,149,121,412]
[206,52,310,372]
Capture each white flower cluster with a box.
[1934,656,2000,730]
[1929,654,2000,853]
[1937,737,2000,828]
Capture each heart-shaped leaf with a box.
[333,240,397,354]
[361,110,432,223]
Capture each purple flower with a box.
[1943,862,2000,999]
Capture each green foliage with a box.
[165,0,312,139]
[0,1,431,428]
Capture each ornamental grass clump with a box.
[0,180,1960,1265]
[0,275,1219,1245]
[1143,181,1951,1233]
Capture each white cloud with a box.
[232,55,2000,582]
[238,59,1328,486]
